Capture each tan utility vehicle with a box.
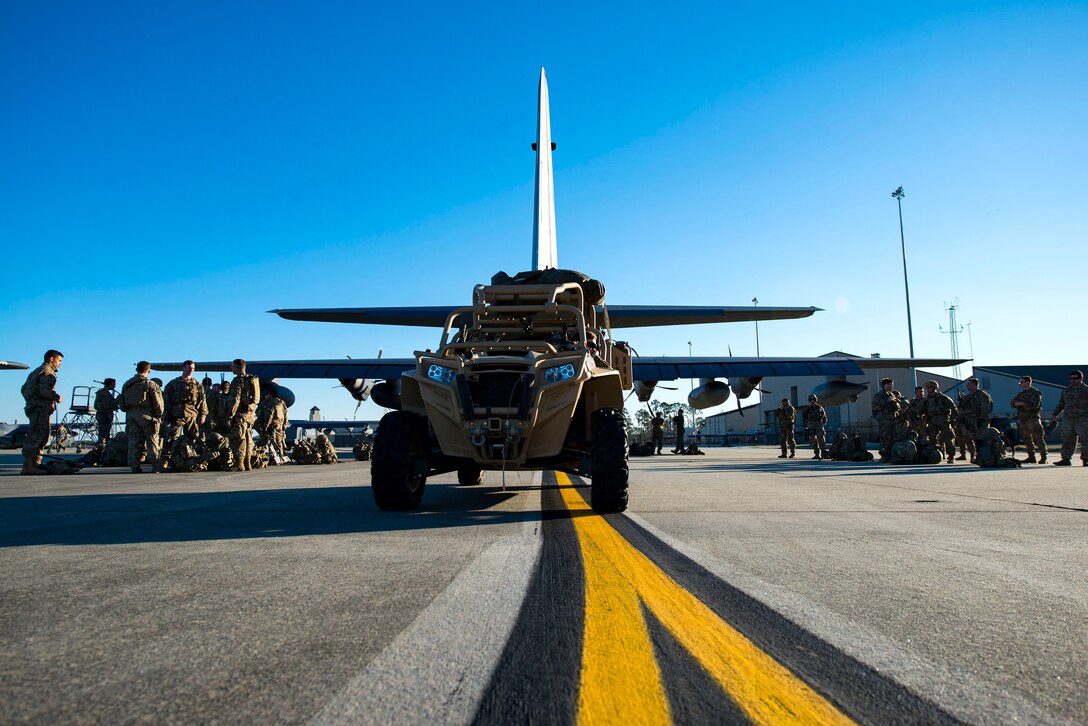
[371,269,633,513]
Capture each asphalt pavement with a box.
[1,448,1084,724]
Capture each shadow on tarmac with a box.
[640,460,998,477]
[0,481,574,548]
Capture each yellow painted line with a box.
[556,472,856,726]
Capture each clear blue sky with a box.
[2,1,1085,422]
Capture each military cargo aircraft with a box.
[156,69,964,511]
[1,361,30,370]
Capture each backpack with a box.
[123,379,149,410]
[890,439,917,465]
[237,375,260,408]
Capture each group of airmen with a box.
[773,371,1088,467]
[18,352,292,475]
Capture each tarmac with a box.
[1,447,1085,724]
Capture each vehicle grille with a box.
[468,373,526,408]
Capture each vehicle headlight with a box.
[544,363,577,383]
[427,364,456,384]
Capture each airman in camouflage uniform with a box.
[93,378,119,445]
[210,381,231,435]
[160,360,209,470]
[923,380,958,463]
[775,399,796,458]
[19,350,64,475]
[958,377,993,463]
[255,385,290,461]
[1049,370,1088,466]
[953,391,975,462]
[906,386,928,437]
[315,433,339,464]
[119,361,164,473]
[650,411,666,455]
[803,394,827,459]
[227,359,261,471]
[871,378,901,463]
[1011,375,1047,464]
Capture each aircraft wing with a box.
[1,360,30,370]
[271,307,459,327]
[632,356,969,381]
[152,359,416,379]
[606,306,819,328]
[269,305,820,329]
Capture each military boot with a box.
[1053,459,1071,466]
[1020,454,1037,464]
[777,451,787,459]
[956,453,967,461]
[789,450,796,459]
[20,456,49,475]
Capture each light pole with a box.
[892,186,916,386]
[752,297,760,356]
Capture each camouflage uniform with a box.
[907,393,928,437]
[211,382,232,435]
[959,388,993,458]
[1053,381,1088,464]
[255,394,289,460]
[227,373,261,471]
[203,386,220,437]
[119,374,164,471]
[1011,386,1047,462]
[775,403,796,458]
[20,362,61,467]
[923,390,958,463]
[672,411,685,454]
[315,434,339,464]
[650,414,665,454]
[803,401,827,458]
[161,376,208,452]
[94,387,119,444]
[871,390,901,461]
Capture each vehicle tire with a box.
[371,411,428,510]
[590,407,629,513]
[457,465,484,486]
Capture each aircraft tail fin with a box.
[532,68,557,270]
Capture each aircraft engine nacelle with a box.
[260,379,295,409]
[634,381,658,403]
[810,380,868,407]
[371,380,403,410]
[730,376,762,400]
[339,378,375,403]
[687,379,730,410]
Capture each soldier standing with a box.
[923,380,958,463]
[803,394,827,459]
[650,410,666,455]
[907,386,927,438]
[160,360,209,469]
[211,381,231,435]
[671,408,686,454]
[93,378,119,445]
[227,359,261,471]
[119,361,164,473]
[775,398,796,459]
[958,377,993,463]
[19,350,63,475]
[1011,375,1047,464]
[871,378,900,463]
[1049,369,1088,467]
[953,392,974,461]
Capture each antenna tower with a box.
[939,302,964,378]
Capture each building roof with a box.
[976,365,1086,388]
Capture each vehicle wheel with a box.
[371,411,428,510]
[590,407,629,513]
[457,465,484,486]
